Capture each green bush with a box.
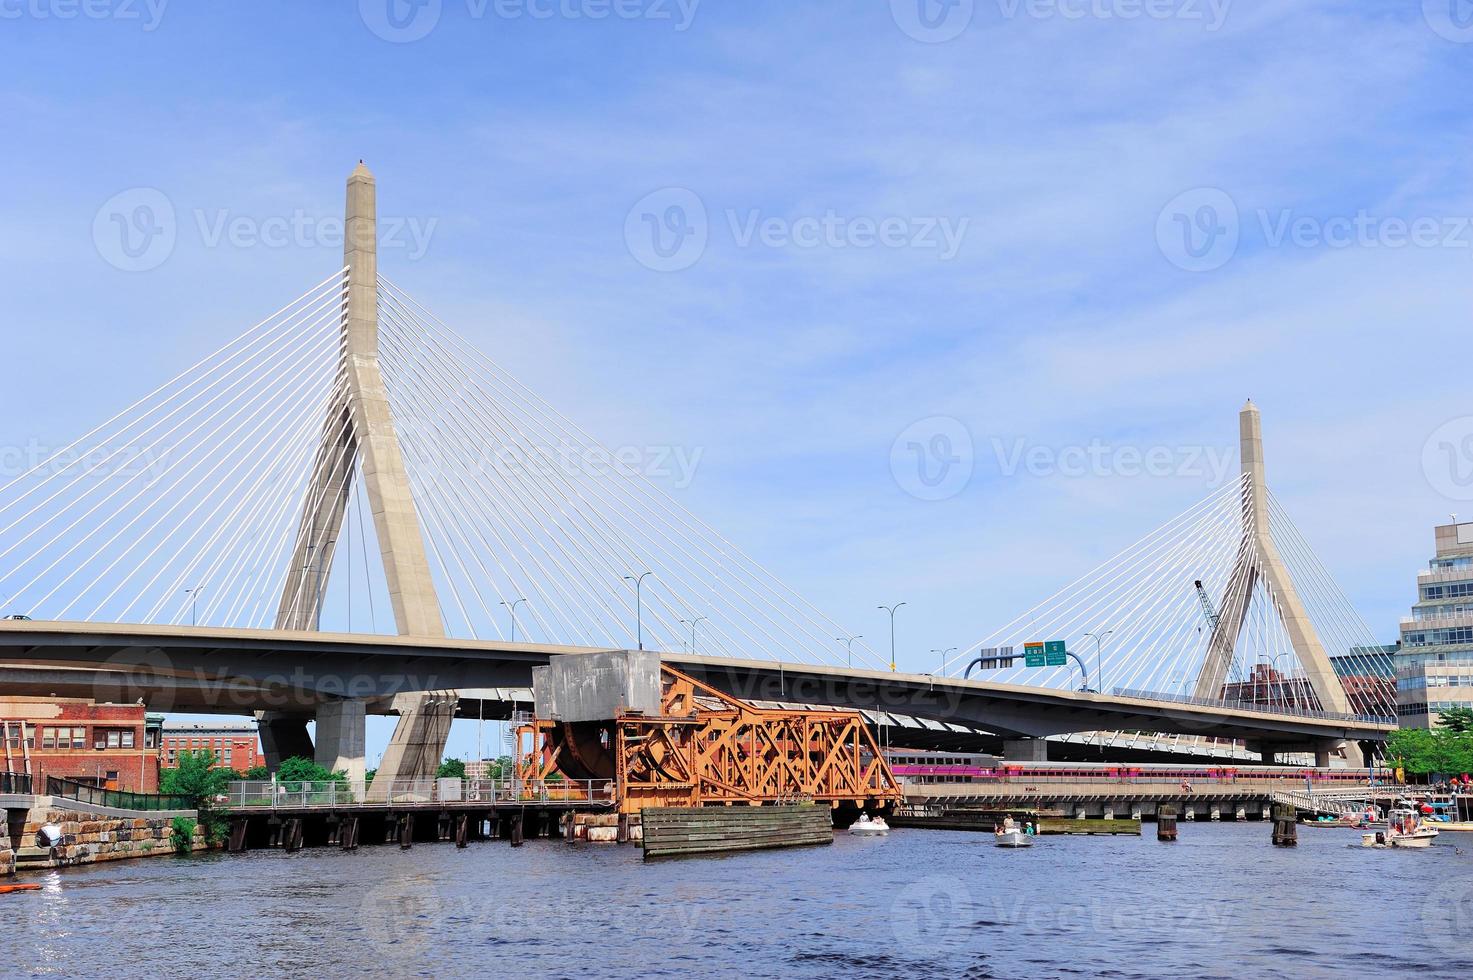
[170,817,197,855]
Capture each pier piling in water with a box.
[1157,805,1178,842]
[1271,804,1298,846]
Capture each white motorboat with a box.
[1361,808,1439,849]
[993,816,1034,848]
[848,813,890,836]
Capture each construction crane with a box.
[1194,580,1220,631]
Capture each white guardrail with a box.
[225,778,614,809]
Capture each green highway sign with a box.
[1023,641,1045,668]
[1044,639,1068,667]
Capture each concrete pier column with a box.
[1235,806,1247,821]
[1103,805,1115,821]
[1314,747,1332,769]
[1210,806,1221,822]
[257,712,313,769]
[1002,738,1048,762]
[315,700,366,787]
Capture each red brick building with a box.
[161,722,262,772]
[0,697,161,793]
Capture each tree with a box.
[437,758,466,779]
[242,765,271,781]
[1438,706,1473,735]
[276,756,347,789]
[159,750,235,846]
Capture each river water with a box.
[5,822,1472,979]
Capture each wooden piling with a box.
[1271,804,1298,847]
[228,818,249,853]
[510,811,525,847]
[455,813,469,848]
[1157,805,1178,842]
[399,814,414,850]
[641,805,832,859]
[341,815,359,851]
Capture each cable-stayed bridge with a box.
[0,165,1394,781]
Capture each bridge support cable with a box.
[942,475,1252,695]
[377,296,819,662]
[378,289,843,663]
[0,272,350,627]
[373,276,885,669]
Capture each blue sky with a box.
[3,1,1472,763]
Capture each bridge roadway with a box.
[0,620,1393,759]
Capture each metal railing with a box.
[0,771,32,794]
[45,775,194,812]
[1111,687,1395,725]
[224,777,615,810]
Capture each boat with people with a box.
[994,815,1034,848]
[848,812,890,836]
[1361,807,1439,848]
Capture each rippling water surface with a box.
[5,822,1472,978]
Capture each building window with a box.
[41,728,56,750]
[72,729,86,750]
[121,730,135,749]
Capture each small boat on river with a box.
[1361,808,1438,849]
[848,813,890,836]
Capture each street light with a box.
[1083,629,1112,694]
[623,572,654,650]
[877,603,906,671]
[836,635,863,668]
[679,615,708,655]
[183,585,206,627]
[931,647,958,675]
[499,597,528,642]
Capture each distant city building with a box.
[1397,521,1473,729]
[0,697,161,793]
[161,721,262,772]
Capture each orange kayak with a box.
[0,884,41,894]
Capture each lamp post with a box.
[877,603,906,671]
[1083,629,1112,695]
[623,572,653,650]
[183,585,206,627]
[679,615,708,655]
[499,597,528,642]
[931,647,957,675]
[836,635,863,668]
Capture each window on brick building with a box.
[41,728,56,749]
[121,731,135,748]
[72,729,86,750]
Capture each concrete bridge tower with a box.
[260,163,456,787]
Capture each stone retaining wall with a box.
[3,799,206,874]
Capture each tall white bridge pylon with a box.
[942,403,1396,753]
